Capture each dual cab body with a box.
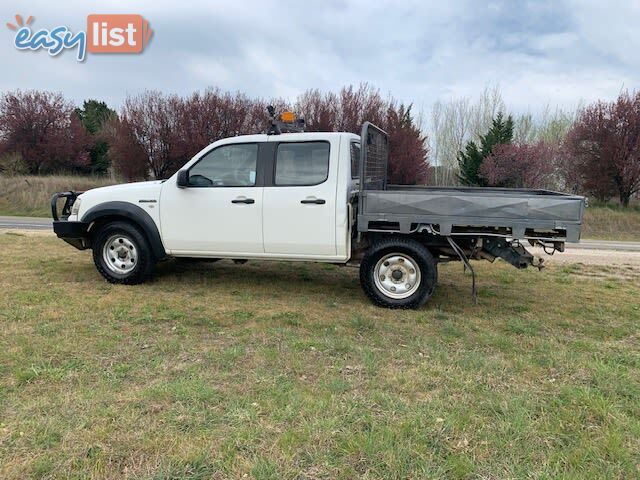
[63,132,357,262]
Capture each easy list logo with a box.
[6,14,152,62]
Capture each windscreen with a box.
[359,122,389,191]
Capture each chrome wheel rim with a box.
[102,234,138,274]
[374,253,421,299]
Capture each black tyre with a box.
[92,221,155,285]
[360,237,437,309]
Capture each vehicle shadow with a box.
[152,258,455,309]
[154,257,363,301]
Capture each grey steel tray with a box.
[357,186,585,242]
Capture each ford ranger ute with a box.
[51,111,586,308]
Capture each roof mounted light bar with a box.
[267,106,305,135]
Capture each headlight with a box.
[71,197,81,216]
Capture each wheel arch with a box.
[361,231,441,255]
[82,201,167,260]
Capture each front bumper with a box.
[51,191,90,250]
[53,220,90,250]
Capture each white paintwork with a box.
[72,180,163,227]
[70,131,359,262]
[160,186,264,254]
[159,134,265,256]
[262,134,338,257]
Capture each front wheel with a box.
[92,221,155,284]
[360,237,437,309]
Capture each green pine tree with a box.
[75,100,117,174]
[457,112,514,186]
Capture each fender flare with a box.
[82,201,167,260]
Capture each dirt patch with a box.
[0,229,53,237]
[531,246,640,267]
[530,246,640,281]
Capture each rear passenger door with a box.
[262,140,337,256]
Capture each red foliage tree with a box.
[386,104,429,184]
[112,89,282,179]
[297,84,386,133]
[480,141,557,189]
[111,84,430,184]
[297,84,429,184]
[175,88,274,160]
[0,90,90,173]
[68,113,92,171]
[565,91,640,206]
[115,91,183,179]
[295,89,337,132]
[104,117,148,181]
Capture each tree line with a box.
[0,85,428,185]
[0,84,638,206]
[454,92,640,207]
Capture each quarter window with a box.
[275,142,330,186]
[189,144,258,187]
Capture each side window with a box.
[189,144,258,187]
[275,142,330,186]
[350,142,360,179]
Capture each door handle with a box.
[301,198,326,205]
[231,198,255,204]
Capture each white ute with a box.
[52,112,585,308]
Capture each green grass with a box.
[0,234,639,479]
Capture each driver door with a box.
[160,142,264,255]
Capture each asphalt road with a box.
[0,215,53,230]
[1,216,639,252]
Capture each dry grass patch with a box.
[0,175,116,217]
[582,203,640,241]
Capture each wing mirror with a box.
[176,170,189,188]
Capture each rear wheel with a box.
[92,221,155,284]
[360,237,437,308]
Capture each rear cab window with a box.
[274,141,330,186]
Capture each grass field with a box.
[0,233,638,479]
[1,175,639,242]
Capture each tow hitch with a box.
[482,237,544,270]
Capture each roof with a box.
[186,131,361,166]
[216,131,360,144]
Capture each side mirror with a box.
[176,170,189,188]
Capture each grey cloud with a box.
[0,0,638,114]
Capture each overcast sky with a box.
[2,0,639,116]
